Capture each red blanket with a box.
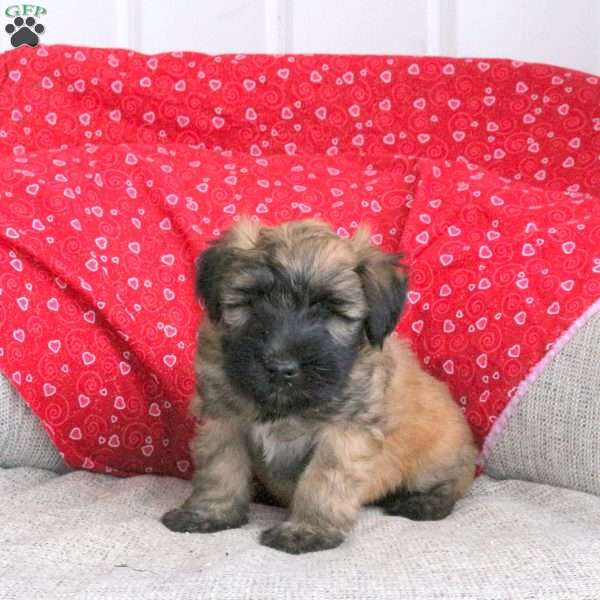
[1,45,599,478]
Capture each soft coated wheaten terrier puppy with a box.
[162,219,477,554]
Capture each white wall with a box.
[1,0,598,74]
[454,0,600,75]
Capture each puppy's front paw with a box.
[162,507,248,534]
[260,522,344,554]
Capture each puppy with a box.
[162,218,477,554]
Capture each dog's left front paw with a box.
[260,522,344,554]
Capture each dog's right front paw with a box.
[161,507,248,534]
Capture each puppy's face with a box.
[196,219,406,421]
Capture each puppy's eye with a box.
[310,298,362,323]
[249,290,268,307]
[309,299,333,318]
[228,288,267,309]
[230,300,252,309]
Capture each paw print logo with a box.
[5,16,45,48]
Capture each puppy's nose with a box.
[266,357,300,380]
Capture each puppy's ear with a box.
[196,218,262,322]
[195,240,231,322]
[352,228,407,347]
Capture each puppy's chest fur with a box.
[249,419,317,483]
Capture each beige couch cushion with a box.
[484,312,600,496]
[1,468,599,600]
[0,374,66,472]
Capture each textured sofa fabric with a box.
[485,312,600,496]
[0,374,66,472]
[1,468,599,600]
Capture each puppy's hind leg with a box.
[162,416,251,534]
[377,481,457,521]
[377,446,477,521]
